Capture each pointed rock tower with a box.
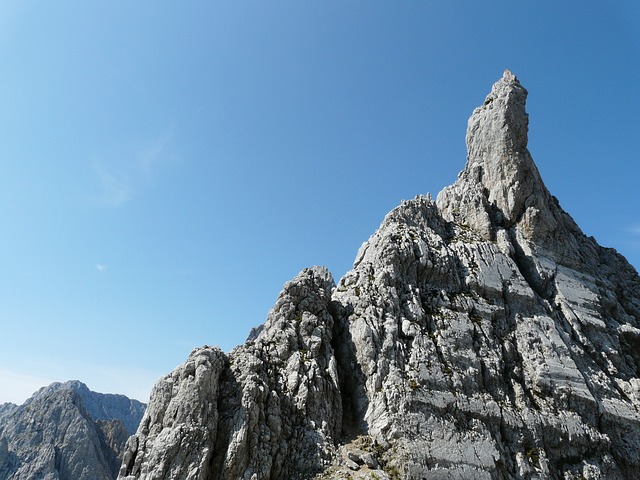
[118,72,640,480]
[438,70,558,239]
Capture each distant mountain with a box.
[117,71,640,479]
[0,381,145,480]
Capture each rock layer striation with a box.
[118,71,640,480]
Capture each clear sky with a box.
[1,1,639,405]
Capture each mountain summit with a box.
[437,68,585,258]
[118,72,640,480]
[0,381,145,480]
[438,69,554,239]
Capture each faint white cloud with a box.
[95,264,108,272]
[629,226,640,252]
[138,130,174,180]
[94,166,132,207]
[92,130,175,207]
[620,225,640,265]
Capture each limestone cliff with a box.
[0,381,145,480]
[118,71,640,480]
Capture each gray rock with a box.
[118,71,640,479]
[120,266,342,480]
[0,381,145,480]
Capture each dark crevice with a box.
[498,280,540,412]
[208,359,239,477]
[507,228,557,302]
[328,300,369,440]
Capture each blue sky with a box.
[1,1,638,404]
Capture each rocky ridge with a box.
[118,71,640,479]
[0,381,145,480]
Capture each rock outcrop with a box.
[119,267,343,479]
[0,381,145,480]
[118,71,640,479]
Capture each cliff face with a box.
[0,381,145,480]
[118,71,640,480]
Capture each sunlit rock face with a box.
[118,71,640,480]
[0,381,145,480]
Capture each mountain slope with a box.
[0,381,145,480]
[118,71,640,480]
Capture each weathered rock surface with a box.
[119,267,341,479]
[118,71,640,479]
[0,381,145,480]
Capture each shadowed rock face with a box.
[118,71,640,480]
[0,381,145,480]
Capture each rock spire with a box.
[438,69,576,247]
[117,72,640,480]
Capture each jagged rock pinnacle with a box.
[438,70,565,244]
[468,69,529,155]
[115,72,640,480]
